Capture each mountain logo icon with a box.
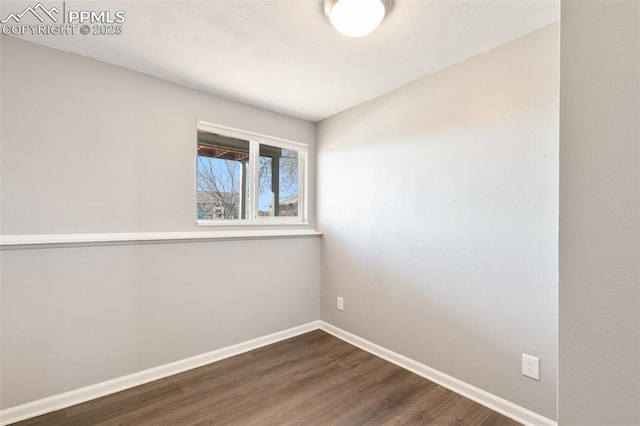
[1,2,60,24]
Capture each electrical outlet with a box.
[522,354,539,380]
[337,296,344,311]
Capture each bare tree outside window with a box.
[196,127,304,222]
[258,146,299,217]
[197,157,243,220]
[196,130,249,220]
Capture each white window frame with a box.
[196,120,308,226]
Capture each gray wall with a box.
[0,37,320,408]
[558,2,640,424]
[0,36,316,234]
[317,24,559,420]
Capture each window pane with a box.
[258,144,299,217]
[196,130,249,220]
[258,155,273,217]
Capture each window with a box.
[196,121,308,224]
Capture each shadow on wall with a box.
[317,24,560,419]
[321,231,554,413]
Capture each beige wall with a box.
[317,24,560,420]
[558,1,640,424]
[0,36,320,408]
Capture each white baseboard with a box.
[0,321,320,426]
[1,320,556,426]
[319,321,557,426]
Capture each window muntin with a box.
[196,122,307,224]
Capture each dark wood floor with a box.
[14,330,520,425]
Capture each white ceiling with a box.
[3,0,559,122]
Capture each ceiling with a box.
[2,0,559,122]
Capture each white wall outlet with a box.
[522,354,540,380]
[337,296,344,311]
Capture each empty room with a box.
[0,0,638,425]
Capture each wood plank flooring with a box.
[13,330,520,425]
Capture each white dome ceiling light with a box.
[323,0,394,37]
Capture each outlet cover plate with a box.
[522,354,539,380]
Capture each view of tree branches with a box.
[197,157,241,219]
[258,148,298,198]
[197,147,299,220]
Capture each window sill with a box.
[197,220,309,226]
[0,229,322,249]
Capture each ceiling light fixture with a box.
[323,0,394,37]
